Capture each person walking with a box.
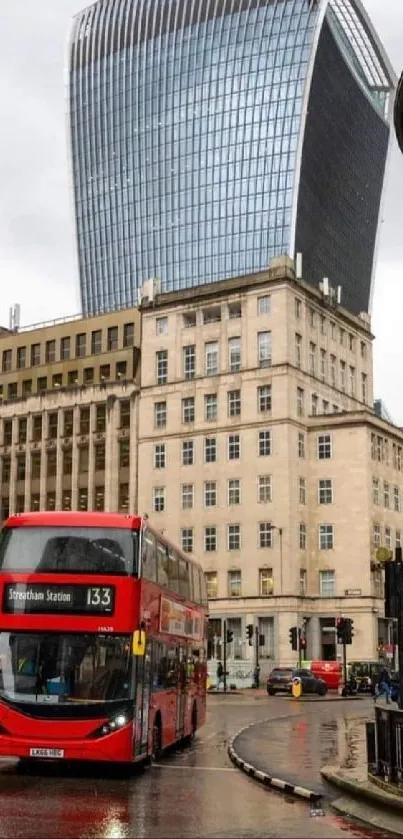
[216,661,224,691]
[374,667,392,704]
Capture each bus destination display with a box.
[3,583,115,615]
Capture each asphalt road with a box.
[0,694,394,838]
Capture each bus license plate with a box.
[29,748,64,758]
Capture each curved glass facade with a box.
[69,0,395,316]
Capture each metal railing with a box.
[371,706,403,786]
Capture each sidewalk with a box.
[321,765,403,836]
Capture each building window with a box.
[156,316,168,336]
[228,301,241,319]
[394,486,401,513]
[205,570,218,596]
[182,397,195,423]
[297,387,304,417]
[7,382,17,400]
[60,337,70,361]
[203,306,221,324]
[205,342,219,376]
[95,405,106,433]
[396,529,401,549]
[153,487,165,513]
[91,330,102,354]
[183,345,196,380]
[319,524,334,550]
[330,355,336,387]
[318,434,332,459]
[95,443,106,471]
[79,407,90,436]
[204,393,217,421]
[258,331,272,367]
[258,430,271,457]
[309,308,316,328]
[156,350,168,385]
[94,487,104,511]
[228,570,241,597]
[32,415,42,442]
[259,568,273,596]
[67,370,78,386]
[46,492,56,511]
[361,373,367,403]
[373,524,381,548]
[75,333,86,358]
[120,400,130,429]
[309,342,316,376]
[349,366,356,397]
[258,475,272,503]
[227,389,241,417]
[48,412,58,439]
[44,340,55,363]
[372,478,379,505]
[3,420,12,446]
[204,437,217,463]
[62,490,72,511]
[385,526,392,549]
[318,479,333,504]
[78,488,88,511]
[259,522,273,548]
[323,400,329,414]
[183,311,196,328]
[123,322,134,347]
[228,524,241,551]
[258,385,272,413]
[22,379,32,396]
[204,527,217,553]
[384,481,390,509]
[154,401,167,428]
[295,298,302,318]
[31,344,41,366]
[46,451,57,478]
[18,418,27,444]
[300,569,307,595]
[257,295,270,315]
[116,360,127,380]
[63,449,73,476]
[298,433,305,459]
[320,570,335,597]
[16,346,26,369]
[340,361,346,392]
[320,315,326,335]
[100,364,110,381]
[311,393,318,416]
[228,337,241,372]
[295,334,302,368]
[16,455,26,481]
[62,410,73,438]
[181,528,193,553]
[107,326,118,351]
[361,341,367,360]
[299,523,307,550]
[228,434,240,460]
[52,373,62,389]
[83,367,94,384]
[320,349,326,381]
[204,481,217,508]
[228,479,240,505]
[154,443,165,469]
[299,477,306,504]
[181,484,194,510]
[182,440,194,466]
[1,458,10,483]
[118,483,129,513]
[78,446,89,474]
[119,440,130,468]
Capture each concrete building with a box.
[137,257,401,675]
[0,309,140,520]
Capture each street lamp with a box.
[268,524,283,595]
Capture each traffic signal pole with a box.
[223,618,227,693]
[342,638,347,695]
[298,627,302,667]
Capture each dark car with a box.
[266,667,327,696]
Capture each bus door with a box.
[134,640,152,757]
[176,646,187,739]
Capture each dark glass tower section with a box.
[68,0,395,316]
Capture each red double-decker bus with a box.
[0,511,208,765]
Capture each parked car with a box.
[266,667,328,696]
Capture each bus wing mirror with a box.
[132,630,146,656]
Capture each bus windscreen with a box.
[0,527,139,576]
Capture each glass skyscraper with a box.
[68,0,395,316]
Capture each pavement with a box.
[0,694,392,839]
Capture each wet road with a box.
[0,695,394,838]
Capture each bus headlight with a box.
[90,711,131,738]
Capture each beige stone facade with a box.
[0,258,401,672]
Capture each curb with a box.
[321,765,403,812]
[227,721,322,803]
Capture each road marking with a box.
[154,764,236,772]
[198,730,220,743]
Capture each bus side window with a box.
[157,541,169,588]
[178,558,190,599]
[167,549,179,594]
[192,563,201,603]
[142,531,157,583]
[199,567,208,606]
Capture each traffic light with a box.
[299,631,307,650]
[226,629,234,643]
[289,626,298,651]
[344,618,354,645]
[336,617,345,644]
[246,624,253,646]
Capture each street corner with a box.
[321,764,403,837]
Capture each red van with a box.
[310,660,342,690]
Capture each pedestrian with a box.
[216,660,224,691]
[374,667,392,704]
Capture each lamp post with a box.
[269,525,283,595]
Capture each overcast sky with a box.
[0,1,402,416]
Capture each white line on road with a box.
[154,765,236,772]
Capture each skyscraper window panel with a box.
[69,0,395,316]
